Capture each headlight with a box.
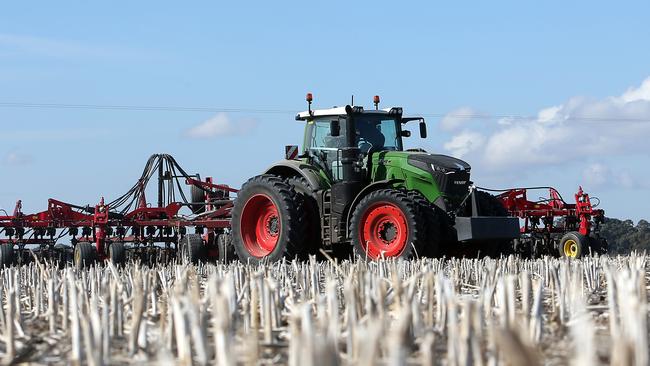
[431,164,451,174]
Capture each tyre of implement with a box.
[109,242,127,265]
[558,231,586,258]
[286,176,321,257]
[350,189,425,260]
[0,245,14,267]
[231,175,305,264]
[179,234,205,264]
[217,233,236,263]
[190,174,206,214]
[54,243,71,268]
[74,242,96,269]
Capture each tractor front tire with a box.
[558,231,586,259]
[74,242,97,269]
[407,191,444,258]
[179,234,205,264]
[0,245,14,267]
[350,189,424,260]
[232,175,305,264]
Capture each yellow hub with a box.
[563,239,578,258]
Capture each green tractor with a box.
[231,94,520,263]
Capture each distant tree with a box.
[599,217,650,254]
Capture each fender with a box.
[264,160,328,191]
[345,178,404,232]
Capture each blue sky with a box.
[1,1,649,221]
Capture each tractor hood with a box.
[406,153,471,174]
[406,152,472,211]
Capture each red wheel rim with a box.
[240,194,281,257]
[359,201,409,259]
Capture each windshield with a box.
[304,115,402,153]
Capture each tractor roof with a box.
[295,106,403,121]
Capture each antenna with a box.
[351,95,354,106]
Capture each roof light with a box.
[373,95,380,110]
[388,107,403,115]
[306,92,313,115]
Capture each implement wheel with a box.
[232,175,305,264]
[109,242,126,266]
[559,231,586,259]
[217,233,236,263]
[0,245,14,267]
[74,242,97,269]
[350,189,424,260]
[179,234,205,264]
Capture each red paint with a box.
[496,186,604,237]
[239,194,280,257]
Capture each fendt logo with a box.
[454,180,466,185]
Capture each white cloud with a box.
[582,163,644,189]
[185,113,257,138]
[439,107,481,131]
[583,163,610,186]
[442,131,485,158]
[443,77,650,171]
[3,151,33,166]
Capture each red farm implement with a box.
[0,154,236,268]
[492,186,606,258]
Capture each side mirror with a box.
[400,130,411,137]
[330,120,340,137]
[419,120,427,138]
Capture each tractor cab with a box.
[296,95,427,182]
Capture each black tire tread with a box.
[559,231,586,258]
[350,189,424,260]
[232,174,306,263]
[406,191,444,258]
[0,245,14,267]
[286,176,321,256]
[180,233,204,264]
[74,242,96,269]
[109,242,127,265]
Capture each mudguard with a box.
[345,179,404,230]
[265,160,329,191]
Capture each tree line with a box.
[599,217,650,254]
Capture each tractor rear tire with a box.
[407,191,444,258]
[109,242,127,266]
[558,231,586,259]
[286,176,321,257]
[350,189,425,260]
[0,245,14,267]
[217,233,236,263]
[232,175,306,264]
[179,234,205,264]
[74,242,97,269]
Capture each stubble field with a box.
[0,254,647,365]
